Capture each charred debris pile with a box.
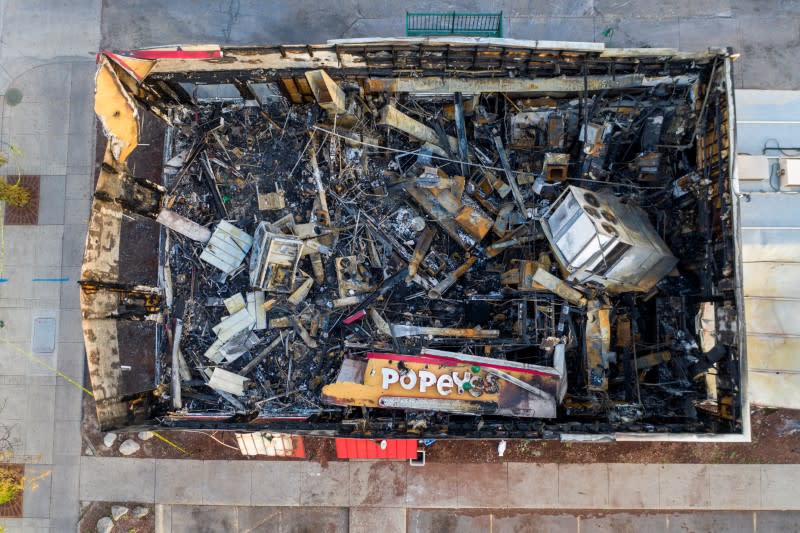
[156,65,740,436]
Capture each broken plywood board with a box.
[200,220,254,274]
[247,291,267,330]
[224,293,247,314]
[156,208,212,242]
[379,104,457,155]
[208,367,249,396]
[304,69,346,114]
[205,307,256,363]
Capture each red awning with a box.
[335,438,419,460]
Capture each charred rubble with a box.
[87,43,743,437]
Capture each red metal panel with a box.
[335,438,418,459]
[291,436,306,458]
[357,439,368,458]
[387,440,397,459]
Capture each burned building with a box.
[83,39,746,440]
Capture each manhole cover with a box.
[5,88,22,106]
[32,317,56,353]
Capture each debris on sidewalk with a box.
[498,439,507,457]
[85,40,743,438]
[234,431,305,457]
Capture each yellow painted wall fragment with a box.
[94,57,139,162]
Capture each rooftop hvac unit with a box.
[542,186,677,293]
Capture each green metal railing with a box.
[406,12,503,38]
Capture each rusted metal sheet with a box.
[531,267,587,307]
[585,299,612,391]
[389,324,500,339]
[429,256,477,299]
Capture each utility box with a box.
[736,154,771,182]
[779,158,800,189]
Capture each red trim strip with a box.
[366,352,558,377]
[126,49,222,60]
[99,48,222,82]
[98,51,142,82]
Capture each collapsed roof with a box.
[84,38,747,440]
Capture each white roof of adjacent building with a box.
[735,89,800,409]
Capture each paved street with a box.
[0,0,798,531]
[98,0,800,90]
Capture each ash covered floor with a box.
[86,43,743,438]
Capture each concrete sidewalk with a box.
[153,505,800,533]
[0,1,100,532]
[77,458,800,511]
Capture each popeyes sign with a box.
[380,366,499,397]
[322,349,564,418]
